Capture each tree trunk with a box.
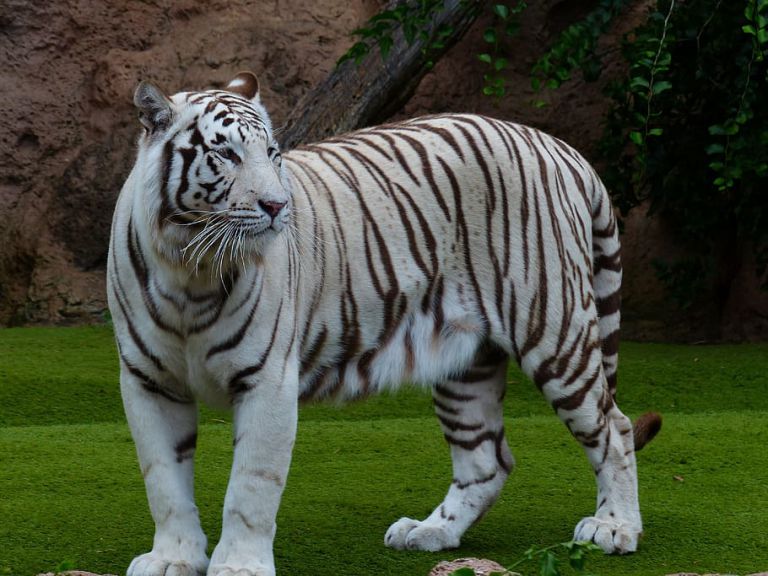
[277,0,481,151]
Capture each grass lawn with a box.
[1,326,767,576]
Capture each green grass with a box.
[1,326,767,575]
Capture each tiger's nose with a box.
[258,200,286,219]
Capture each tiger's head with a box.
[131,72,290,270]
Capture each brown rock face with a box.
[2,0,766,338]
[0,0,383,325]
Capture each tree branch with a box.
[277,0,481,150]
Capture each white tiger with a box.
[107,72,660,576]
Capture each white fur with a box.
[109,87,642,576]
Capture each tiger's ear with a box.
[226,71,260,101]
[134,80,174,134]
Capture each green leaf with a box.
[629,131,644,146]
[483,85,496,96]
[630,77,650,90]
[495,57,509,71]
[637,57,654,69]
[378,35,393,59]
[648,127,664,136]
[652,80,672,94]
[709,123,739,136]
[736,110,750,124]
[438,26,455,39]
[706,143,725,154]
[478,53,493,64]
[403,23,416,44]
[568,551,586,571]
[539,550,560,576]
[493,4,510,19]
[483,28,498,44]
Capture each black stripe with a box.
[207,296,259,359]
[434,383,476,402]
[175,432,197,462]
[121,355,191,404]
[227,300,284,399]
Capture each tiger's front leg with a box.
[208,363,299,576]
[121,369,209,576]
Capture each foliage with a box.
[448,540,603,576]
[477,2,527,98]
[530,0,629,96]
[526,0,768,300]
[337,0,462,68]
[600,0,768,301]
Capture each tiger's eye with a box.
[268,146,282,166]
[218,148,242,165]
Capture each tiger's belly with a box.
[298,278,487,402]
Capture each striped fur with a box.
[108,73,659,576]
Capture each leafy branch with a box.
[530,0,629,105]
[448,540,603,576]
[477,2,528,99]
[707,0,768,191]
[338,0,457,67]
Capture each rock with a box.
[37,572,118,576]
[429,557,518,576]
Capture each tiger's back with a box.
[285,114,620,405]
[108,74,657,576]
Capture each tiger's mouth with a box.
[226,209,281,236]
[179,209,284,273]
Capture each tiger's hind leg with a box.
[528,334,641,554]
[385,345,512,551]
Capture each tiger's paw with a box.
[127,552,208,576]
[573,516,641,554]
[385,517,460,551]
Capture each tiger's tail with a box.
[591,176,662,452]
